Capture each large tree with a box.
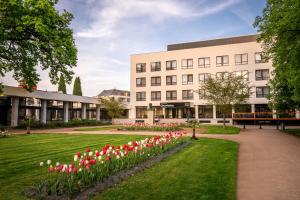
[198,72,252,127]
[100,97,125,119]
[58,74,66,94]
[254,0,300,111]
[0,0,77,93]
[72,76,82,96]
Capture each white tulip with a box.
[47,160,51,165]
[39,162,44,167]
[74,155,78,162]
[89,152,93,156]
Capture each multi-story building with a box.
[97,89,130,119]
[130,34,274,124]
[97,89,130,104]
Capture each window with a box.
[198,105,213,118]
[182,74,193,85]
[136,92,146,101]
[216,55,229,66]
[166,91,177,100]
[136,107,147,118]
[151,62,161,72]
[255,52,267,63]
[181,59,193,69]
[136,77,146,87]
[235,53,248,65]
[136,63,146,73]
[166,60,177,70]
[255,69,270,80]
[198,73,211,83]
[151,91,161,101]
[166,75,177,85]
[234,70,249,80]
[198,57,210,68]
[182,90,193,100]
[256,87,269,98]
[216,72,229,80]
[151,76,161,86]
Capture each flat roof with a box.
[2,85,99,104]
[167,34,259,51]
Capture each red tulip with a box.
[86,147,91,152]
[77,152,81,157]
[49,165,54,172]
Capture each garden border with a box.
[69,140,192,200]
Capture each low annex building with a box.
[0,85,102,127]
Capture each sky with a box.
[2,0,266,97]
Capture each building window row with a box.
[136,69,268,87]
[136,90,194,101]
[136,53,267,72]
[137,86,269,102]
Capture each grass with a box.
[283,129,300,137]
[74,125,123,131]
[0,134,238,200]
[94,138,239,200]
[197,125,240,134]
[0,134,145,200]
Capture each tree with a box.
[253,0,300,111]
[58,74,66,94]
[0,0,77,93]
[73,77,82,96]
[100,97,125,119]
[198,72,252,127]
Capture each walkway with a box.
[11,127,300,200]
[201,128,300,200]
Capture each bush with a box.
[17,119,111,129]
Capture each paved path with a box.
[11,127,300,200]
[201,128,300,200]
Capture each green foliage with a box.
[58,74,67,94]
[100,97,125,119]
[254,0,300,110]
[0,83,3,95]
[0,134,146,199]
[198,72,252,125]
[17,119,111,129]
[96,139,238,200]
[72,76,82,96]
[0,0,77,92]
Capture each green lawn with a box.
[74,125,123,131]
[0,134,238,200]
[0,134,145,200]
[94,138,239,200]
[283,129,300,137]
[198,125,240,134]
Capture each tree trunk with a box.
[26,118,31,134]
[223,114,226,128]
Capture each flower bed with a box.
[25,132,186,199]
[120,123,182,132]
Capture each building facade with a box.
[129,34,276,124]
[0,86,102,127]
[97,89,130,119]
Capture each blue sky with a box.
[3,0,266,96]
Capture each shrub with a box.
[17,119,111,129]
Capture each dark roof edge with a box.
[167,34,259,51]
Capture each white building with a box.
[129,34,274,124]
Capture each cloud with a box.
[77,0,240,38]
[2,0,246,96]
